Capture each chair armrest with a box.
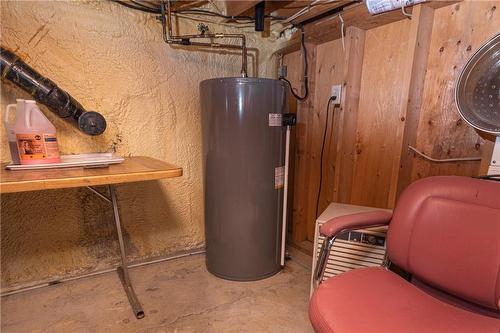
[319,210,393,238]
[312,210,393,289]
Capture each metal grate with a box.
[315,227,387,280]
[310,203,392,293]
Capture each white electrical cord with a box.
[282,0,319,24]
[282,0,339,25]
[339,13,345,52]
[401,1,412,18]
[408,146,481,163]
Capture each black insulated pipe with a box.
[254,2,265,32]
[0,47,106,135]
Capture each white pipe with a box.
[408,146,481,163]
[281,126,291,266]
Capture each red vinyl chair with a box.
[309,176,500,333]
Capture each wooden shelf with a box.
[0,156,182,193]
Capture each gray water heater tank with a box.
[200,77,288,281]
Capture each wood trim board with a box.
[0,156,182,193]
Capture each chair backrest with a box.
[387,176,500,311]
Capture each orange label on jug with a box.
[16,133,60,161]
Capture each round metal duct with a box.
[456,33,500,135]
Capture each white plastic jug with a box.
[11,100,61,165]
[4,99,25,164]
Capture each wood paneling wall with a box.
[411,1,500,182]
[350,19,413,208]
[284,0,499,253]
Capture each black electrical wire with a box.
[316,96,337,218]
[111,1,287,22]
[474,174,500,181]
[131,0,159,10]
[176,8,254,20]
[280,25,309,101]
[266,14,287,20]
[111,0,160,13]
[177,10,286,21]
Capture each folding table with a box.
[0,156,183,319]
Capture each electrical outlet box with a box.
[488,137,500,176]
[331,85,342,105]
[278,65,288,79]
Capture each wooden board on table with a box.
[0,156,182,193]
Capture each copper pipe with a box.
[161,1,248,77]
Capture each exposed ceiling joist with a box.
[140,0,206,10]
[262,1,300,16]
[271,1,311,18]
[275,0,355,25]
[174,1,207,10]
[224,0,261,17]
[224,0,310,19]
[276,0,461,54]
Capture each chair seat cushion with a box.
[309,267,500,333]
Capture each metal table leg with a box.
[108,185,145,319]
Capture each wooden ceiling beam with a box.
[224,1,261,17]
[224,1,298,18]
[259,1,297,15]
[276,0,461,54]
[172,1,207,10]
[271,1,311,18]
[304,2,408,43]
[143,0,206,10]
[290,0,354,25]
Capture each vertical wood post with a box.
[390,4,435,207]
[333,27,366,204]
[291,43,318,246]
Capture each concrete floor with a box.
[1,254,314,333]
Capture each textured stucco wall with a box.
[0,1,278,289]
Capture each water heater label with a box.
[275,166,285,189]
[269,113,282,127]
